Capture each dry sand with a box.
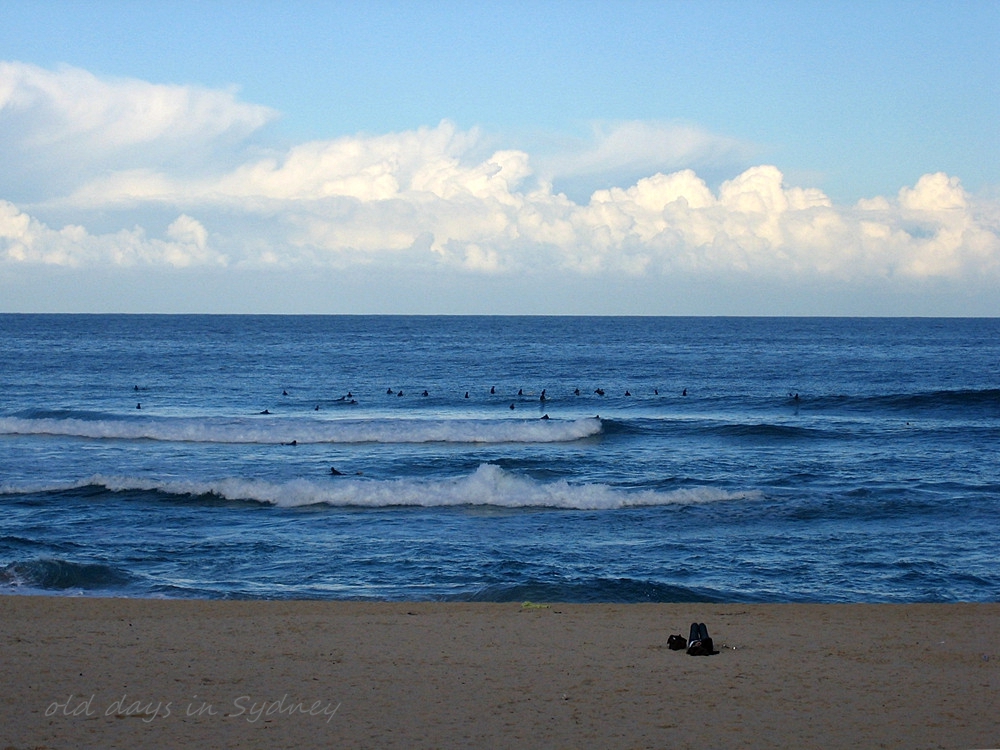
[2,597,997,749]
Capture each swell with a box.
[457,578,727,603]
[809,388,1000,416]
[603,417,832,441]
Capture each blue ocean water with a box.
[1,315,998,602]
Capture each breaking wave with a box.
[1,464,760,511]
[0,414,603,445]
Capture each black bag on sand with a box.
[667,634,687,650]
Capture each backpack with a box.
[667,634,687,650]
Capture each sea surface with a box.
[1,315,998,603]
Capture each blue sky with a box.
[1,1,997,314]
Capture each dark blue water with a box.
[1,315,998,602]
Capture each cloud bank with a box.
[2,62,998,295]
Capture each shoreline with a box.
[3,597,998,748]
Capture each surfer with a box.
[260,409,270,415]
[490,386,495,394]
[594,388,605,396]
[330,466,343,476]
[464,392,470,399]
[282,390,288,396]
[518,388,523,396]
[136,403,141,409]
[625,390,631,396]
[286,440,297,446]
[540,389,546,402]
[387,388,394,395]
[682,388,687,396]
[509,403,515,410]
[422,390,429,397]
[540,414,549,420]
[574,388,580,396]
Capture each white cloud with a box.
[0,61,276,199]
[0,61,273,150]
[898,172,967,212]
[1,63,998,289]
[535,120,753,183]
[0,201,226,268]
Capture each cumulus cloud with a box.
[0,201,225,268]
[1,63,998,286]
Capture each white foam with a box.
[0,415,603,445]
[10,465,761,510]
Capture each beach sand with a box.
[2,597,997,749]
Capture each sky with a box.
[0,1,997,315]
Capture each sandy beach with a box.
[2,597,997,749]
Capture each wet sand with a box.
[2,597,997,749]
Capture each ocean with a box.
[1,314,997,603]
